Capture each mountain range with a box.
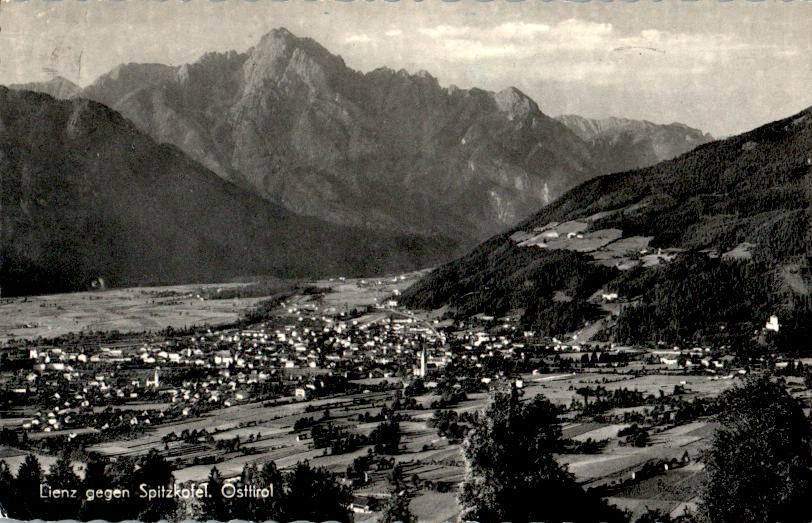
[10,28,712,246]
[555,114,713,174]
[0,88,453,296]
[401,107,812,347]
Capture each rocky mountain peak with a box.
[242,27,348,95]
[555,113,715,170]
[54,27,716,250]
[176,50,247,87]
[494,86,541,121]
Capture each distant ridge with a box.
[0,88,457,297]
[9,76,81,100]
[556,114,714,173]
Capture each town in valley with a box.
[2,271,807,521]
[1,1,810,521]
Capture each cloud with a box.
[418,25,471,39]
[410,18,776,86]
[440,39,522,60]
[490,22,551,39]
[775,49,801,57]
[384,29,402,38]
[416,18,769,56]
[345,34,373,44]
[418,19,613,47]
[558,19,613,36]
[553,61,619,83]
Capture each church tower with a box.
[148,367,160,388]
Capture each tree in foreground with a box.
[132,449,178,521]
[634,508,672,523]
[13,454,43,519]
[459,387,625,523]
[200,466,232,522]
[195,460,350,522]
[284,461,352,523]
[0,460,16,519]
[78,454,111,521]
[700,374,812,523]
[380,463,416,523]
[232,461,285,522]
[45,451,82,519]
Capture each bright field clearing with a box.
[309,271,429,309]
[0,283,280,342]
[0,272,428,343]
[606,462,705,520]
[560,421,717,486]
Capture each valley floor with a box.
[1,275,807,522]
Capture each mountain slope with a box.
[556,114,714,173]
[75,28,601,243]
[5,31,713,250]
[8,76,81,100]
[0,88,456,296]
[401,107,812,347]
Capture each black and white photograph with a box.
[0,0,810,521]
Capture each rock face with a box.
[556,114,714,173]
[74,28,601,244]
[0,88,456,296]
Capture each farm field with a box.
[409,491,460,522]
[559,420,717,486]
[308,271,429,309]
[511,217,688,271]
[0,273,428,343]
[518,371,737,408]
[1,366,733,522]
[0,283,279,342]
[606,462,705,520]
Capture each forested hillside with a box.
[0,88,454,296]
[401,107,812,348]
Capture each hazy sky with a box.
[0,0,809,136]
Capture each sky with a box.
[0,0,809,137]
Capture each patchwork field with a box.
[0,283,279,342]
[510,217,689,271]
[0,273,428,343]
[606,462,705,519]
[1,367,732,522]
[518,371,736,409]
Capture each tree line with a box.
[456,375,812,523]
[0,451,352,522]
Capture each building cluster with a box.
[0,301,461,440]
[2,292,763,447]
